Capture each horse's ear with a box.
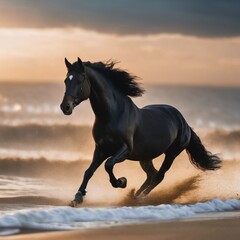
[65,58,72,69]
[77,57,84,71]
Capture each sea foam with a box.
[0,199,239,232]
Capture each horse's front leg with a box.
[70,147,106,206]
[104,144,129,188]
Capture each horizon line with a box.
[0,80,239,89]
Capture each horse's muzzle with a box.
[60,102,73,115]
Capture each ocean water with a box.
[0,199,240,236]
[0,82,240,235]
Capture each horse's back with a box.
[129,104,190,160]
[143,104,191,142]
[140,104,184,132]
[141,104,183,119]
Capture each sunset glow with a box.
[0,28,239,86]
[0,1,239,86]
[0,2,240,235]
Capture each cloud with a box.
[0,0,240,37]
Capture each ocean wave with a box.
[0,148,92,162]
[202,129,240,159]
[0,125,239,161]
[0,157,89,178]
[0,124,239,152]
[0,124,93,152]
[0,199,239,232]
[204,129,240,145]
[0,196,66,206]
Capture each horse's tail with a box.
[186,128,221,170]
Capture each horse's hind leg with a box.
[141,147,184,197]
[135,160,157,197]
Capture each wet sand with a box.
[2,217,240,240]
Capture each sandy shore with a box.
[2,217,240,240]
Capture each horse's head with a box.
[60,57,91,115]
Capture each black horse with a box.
[60,58,221,206]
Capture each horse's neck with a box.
[85,66,126,121]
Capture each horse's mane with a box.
[84,61,145,97]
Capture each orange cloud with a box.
[0,28,239,86]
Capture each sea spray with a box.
[0,199,240,231]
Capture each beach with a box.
[3,217,240,240]
[1,2,240,239]
[0,84,240,238]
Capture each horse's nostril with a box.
[66,105,70,111]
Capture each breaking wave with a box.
[204,129,240,149]
[201,129,240,159]
[0,124,93,152]
[0,124,239,159]
[0,157,89,178]
[0,196,66,206]
[0,199,239,232]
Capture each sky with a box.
[0,0,240,86]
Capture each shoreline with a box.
[2,217,240,240]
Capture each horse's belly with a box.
[129,113,179,160]
[128,146,165,160]
[127,129,173,160]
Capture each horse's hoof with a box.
[134,192,147,199]
[70,191,83,207]
[133,193,140,199]
[117,177,127,188]
[134,190,141,198]
[70,200,78,207]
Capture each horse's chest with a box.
[96,134,121,154]
[93,122,123,153]
[98,135,114,145]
